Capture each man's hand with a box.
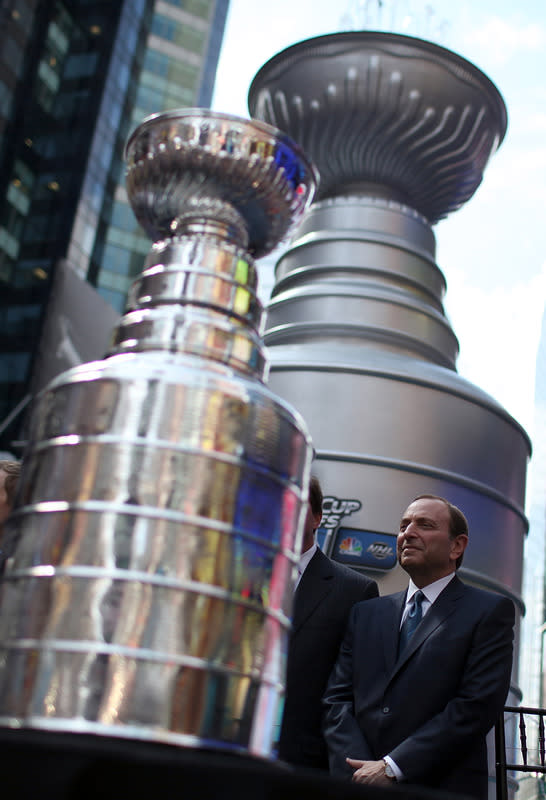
[346,758,393,785]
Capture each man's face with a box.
[397,497,467,584]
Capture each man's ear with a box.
[313,511,322,531]
[451,534,468,561]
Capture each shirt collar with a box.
[299,541,318,575]
[406,572,455,606]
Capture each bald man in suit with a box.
[323,494,515,799]
[277,476,378,770]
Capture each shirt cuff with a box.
[384,755,404,782]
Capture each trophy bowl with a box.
[248,32,507,223]
[125,109,319,257]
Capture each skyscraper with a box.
[0,0,229,450]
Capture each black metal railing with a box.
[496,705,546,800]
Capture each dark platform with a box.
[0,728,471,799]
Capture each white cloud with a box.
[518,112,546,135]
[212,0,341,119]
[475,147,546,203]
[463,16,546,65]
[444,264,546,433]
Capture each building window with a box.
[0,353,31,382]
[110,201,141,234]
[164,0,212,19]
[151,14,206,54]
[64,52,99,79]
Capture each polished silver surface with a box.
[248,31,507,223]
[112,238,268,379]
[0,110,317,757]
[248,32,529,706]
[125,108,318,257]
[266,196,457,367]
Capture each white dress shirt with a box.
[399,573,456,627]
[294,542,317,591]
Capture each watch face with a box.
[384,762,396,779]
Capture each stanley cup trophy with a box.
[0,110,318,758]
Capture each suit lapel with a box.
[392,575,463,676]
[381,591,407,672]
[292,549,334,634]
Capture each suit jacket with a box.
[323,575,515,799]
[277,548,378,769]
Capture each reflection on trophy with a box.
[0,110,317,758]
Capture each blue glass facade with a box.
[92,0,229,313]
[0,0,230,450]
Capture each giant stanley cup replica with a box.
[0,111,318,756]
[249,31,529,695]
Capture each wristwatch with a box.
[383,759,396,781]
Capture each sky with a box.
[212,0,546,440]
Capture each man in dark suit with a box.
[323,494,515,799]
[277,476,378,770]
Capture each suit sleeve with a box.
[322,603,374,778]
[390,595,515,782]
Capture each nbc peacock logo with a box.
[338,536,363,557]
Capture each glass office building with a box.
[0,0,229,450]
